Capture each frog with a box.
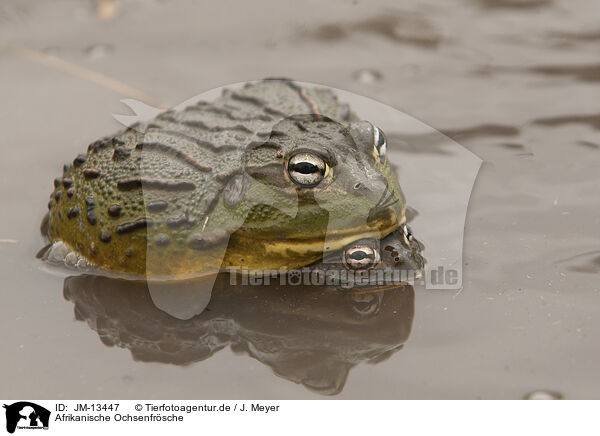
[300,222,425,289]
[43,79,407,280]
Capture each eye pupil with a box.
[343,245,380,270]
[374,126,387,162]
[292,161,320,174]
[349,250,369,261]
[287,152,328,187]
[375,128,385,147]
[401,224,414,247]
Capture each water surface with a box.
[0,0,598,399]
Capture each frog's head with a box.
[309,224,425,289]
[241,114,405,248]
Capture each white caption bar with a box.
[0,400,595,436]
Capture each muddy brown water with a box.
[0,0,598,399]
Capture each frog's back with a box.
[44,79,355,277]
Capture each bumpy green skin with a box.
[45,79,405,279]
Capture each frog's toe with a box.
[41,241,98,272]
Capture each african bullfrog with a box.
[307,223,424,289]
[43,79,407,279]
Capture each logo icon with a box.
[3,402,50,434]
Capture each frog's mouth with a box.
[258,210,401,261]
[373,187,401,212]
[368,197,404,229]
[226,199,404,270]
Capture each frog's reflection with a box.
[63,274,414,395]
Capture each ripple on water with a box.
[555,251,600,274]
[476,0,553,9]
[308,12,442,48]
[352,68,383,84]
[84,43,115,60]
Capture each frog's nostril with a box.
[349,179,371,194]
[351,176,387,196]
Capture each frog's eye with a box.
[373,126,387,162]
[401,224,413,248]
[287,152,330,187]
[343,245,380,270]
